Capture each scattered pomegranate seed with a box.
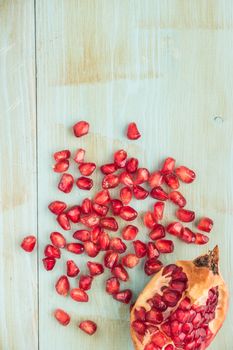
[169,191,186,207]
[100,163,118,174]
[43,257,56,270]
[104,251,119,269]
[90,226,101,244]
[55,275,70,296]
[53,160,69,173]
[66,243,84,254]
[119,171,134,186]
[44,244,61,259]
[153,202,165,221]
[126,158,139,173]
[58,173,74,193]
[133,240,147,258]
[81,198,92,214]
[127,122,141,140]
[99,231,110,250]
[79,275,93,290]
[133,185,149,200]
[66,206,81,223]
[166,222,183,237]
[119,206,138,221]
[110,238,127,254]
[148,171,164,188]
[92,203,109,216]
[84,241,100,257]
[50,232,66,248]
[57,213,71,230]
[79,162,96,176]
[70,288,89,302]
[113,289,132,303]
[122,225,138,240]
[149,224,166,240]
[147,242,160,259]
[144,258,163,275]
[161,157,176,173]
[164,173,180,190]
[54,309,70,326]
[175,166,196,183]
[176,208,195,222]
[155,240,174,254]
[114,149,127,168]
[54,150,70,162]
[151,186,168,201]
[94,189,110,205]
[112,264,129,281]
[144,212,157,229]
[100,217,118,231]
[134,168,150,185]
[21,235,36,252]
[80,214,100,228]
[67,260,80,277]
[73,229,90,242]
[120,186,133,204]
[73,121,89,137]
[87,261,104,276]
[102,174,119,189]
[122,254,139,268]
[195,233,209,245]
[76,177,93,190]
[111,199,123,215]
[48,200,67,215]
[79,320,97,335]
[197,217,213,232]
[106,277,120,294]
[73,148,85,163]
[180,227,196,244]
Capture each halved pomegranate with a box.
[130,247,228,350]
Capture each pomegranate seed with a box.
[80,214,100,228]
[164,172,180,189]
[149,224,166,240]
[119,171,134,186]
[122,254,139,268]
[144,212,157,229]
[111,199,123,215]
[195,233,209,245]
[90,226,101,244]
[21,235,36,252]
[50,232,66,248]
[113,289,132,303]
[152,331,167,347]
[55,275,70,296]
[58,173,74,193]
[110,238,127,254]
[73,121,89,137]
[57,213,71,230]
[84,241,100,257]
[104,249,120,268]
[175,166,196,183]
[102,174,119,189]
[66,206,81,223]
[133,240,147,258]
[112,264,129,281]
[122,225,138,240]
[106,277,120,294]
[148,171,164,188]
[73,148,85,163]
[120,186,132,204]
[114,149,127,168]
[164,345,174,350]
[73,229,90,242]
[100,163,118,174]
[100,217,118,231]
[70,288,89,302]
[146,309,164,324]
[53,160,69,173]
[180,227,196,243]
[197,217,213,232]
[153,202,165,221]
[176,208,195,222]
[87,261,104,276]
[99,231,110,250]
[151,294,168,311]
[147,242,160,259]
[48,200,67,215]
[126,158,139,173]
[54,309,70,326]
[79,320,97,335]
[79,162,96,176]
[144,259,163,275]
[54,149,70,161]
[79,275,93,290]
[94,189,110,205]
[43,257,56,271]
[134,306,146,321]
[169,191,186,207]
[93,203,109,216]
[166,222,183,237]
[76,177,93,190]
[119,206,138,221]
[134,168,150,185]
[155,240,174,253]
[127,122,141,140]
[44,244,61,259]
[162,289,181,307]
[67,260,80,277]
[66,243,84,254]
[81,198,92,214]
[151,186,168,201]
[132,320,146,335]
[133,185,149,200]
[161,157,176,173]
[144,342,159,350]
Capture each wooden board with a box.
[1,0,233,349]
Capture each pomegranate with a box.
[73,121,89,137]
[127,122,141,140]
[130,247,228,350]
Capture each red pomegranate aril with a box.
[73,230,90,242]
[21,235,36,252]
[166,222,183,237]
[76,177,93,190]
[66,243,84,254]
[90,226,101,244]
[70,288,88,302]
[114,149,127,168]
[43,257,56,271]
[122,254,139,268]
[87,261,104,276]
[50,232,66,248]
[120,206,138,221]
[120,186,133,204]
[66,206,81,223]
[126,157,139,173]
[151,186,168,201]
[134,306,146,321]
[133,185,149,200]
[93,203,109,216]
[44,244,61,259]
[112,264,129,281]
[161,157,176,173]
[162,264,178,276]
[48,200,67,215]
[162,289,181,307]
[175,166,196,183]
[144,211,157,229]
[134,168,150,185]
[58,173,74,193]
[81,198,92,214]
[164,345,174,350]
[100,162,118,174]
[110,237,127,254]
[79,275,93,290]
[197,217,213,233]
[149,224,166,240]
[53,160,69,173]
[113,289,132,304]
[55,275,70,296]
[182,322,194,334]
[132,320,146,335]
[155,239,174,254]
[54,149,70,161]
[179,297,191,310]
[153,202,165,221]
[127,122,141,140]
[67,260,80,277]
[195,233,209,245]
[170,280,187,293]
[104,251,119,269]
[73,148,85,163]
[133,240,147,258]
[111,199,123,215]
[119,171,134,186]
[180,227,196,243]
[146,309,164,324]
[84,241,100,257]
[80,214,100,228]
[73,121,89,137]
[100,217,118,231]
[102,174,119,189]
[122,225,138,240]
[54,309,70,326]
[99,231,110,250]
[147,242,160,259]
[144,259,163,276]
[169,191,186,207]
[151,294,167,312]
[94,189,110,205]
[79,320,97,335]
[106,277,120,294]
[57,213,71,230]
[164,172,180,190]
[79,162,96,176]
[148,171,164,188]
[144,342,160,350]
[176,208,195,222]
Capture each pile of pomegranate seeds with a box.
[20,120,214,338]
